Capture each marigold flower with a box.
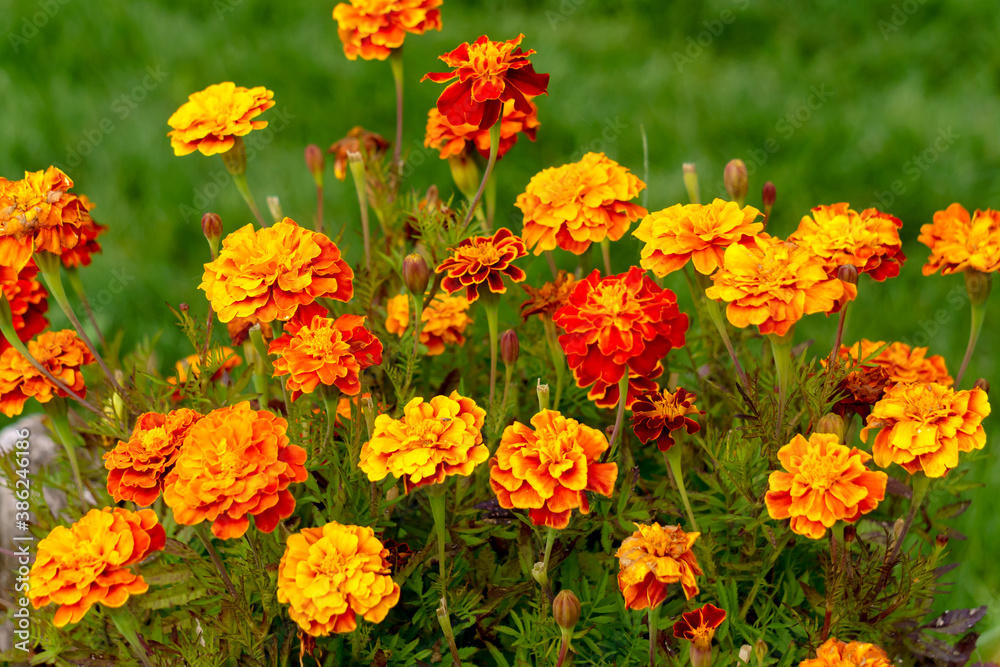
[436,227,527,302]
[836,339,953,387]
[335,392,384,426]
[385,293,472,355]
[632,199,763,276]
[520,270,576,320]
[799,638,891,667]
[332,0,442,61]
[270,313,383,399]
[860,382,990,478]
[831,364,891,420]
[0,260,48,352]
[426,97,540,161]
[58,196,106,269]
[224,314,273,347]
[359,391,487,492]
[919,203,1000,275]
[28,507,165,627]
[765,433,887,540]
[516,153,647,256]
[489,410,618,529]
[168,347,242,401]
[167,82,275,157]
[0,329,94,417]
[200,218,354,323]
[328,126,390,182]
[616,523,702,608]
[422,33,550,129]
[630,387,703,452]
[705,234,845,336]
[554,267,688,408]
[673,603,727,651]
[162,401,308,539]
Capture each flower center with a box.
[300,327,347,359]
[461,241,502,265]
[466,40,515,78]
[798,451,842,491]
[651,397,687,419]
[689,626,715,650]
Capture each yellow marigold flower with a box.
[516,152,647,255]
[385,293,472,355]
[705,234,845,336]
[920,203,1000,275]
[359,391,488,492]
[28,507,165,627]
[0,329,94,417]
[520,270,576,320]
[632,199,764,276]
[765,433,887,540]
[277,521,401,636]
[616,523,702,609]
[200,218,354,323]
[861,382,989,478]
[836,339,953,386]
[799,638,891,667]
[425,98,540,161]
[167,82,275,157]
[332,0,442,61]
[489,410,618,529]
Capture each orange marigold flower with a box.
[554,267,688,408]
[28,507,165,627]
[200,218,354,323]
[277,521,401,636]
[630,387,703,452]
[436,227,527,302]
[167,82,275,157]
[516,152,647,256]
[799,638,891,667]
[673,603,727,651]
[616,523,702,609]
[422,33,550,130]
[0,167,96,271]
[489,410,618,529]
[426,98,540,161]
[520,270,576,320]
[837,339,953,386]
[765,433,887,540]
[58,195,106,269]
[705,234,845,336]
[385,293,472,355]
[359,391,487,492]
[162,401,308,539]
[328,126,390,182]
[0,329,94,417]
[919,203,1000,275]
[0,260,48,352]
[632,199,763,276]
[860,382,990,478]
[332,0,442,61]
[270,313,383,400]
[103,408,203,506]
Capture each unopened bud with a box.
[304,144,324,188]
[762,181,776,216]
[814,413,846,443]
[724,159,749,207]
[936,533,949,548]
[966,268,992,306]
[754,639,768,667]
[360,395,376,440]
[552,590,581,631]
[179,303,189,313]
[402,254,430,296]
[536,380,550,411]
[447,152,481,201]
[201,213,223,259]
[974,378,990,394]
[682,162,700,205]
[843,525,856,544]
[265,196,283,224]
[837,264,859,286]
[500,329,519,366]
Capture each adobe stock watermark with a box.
[672,0,751,73]
[878,0,929,40]
[89,268,136,317]
[868,126,960,211]
[546,0,586,30]
[8,0,71,53]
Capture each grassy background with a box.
[3,0,1000,646]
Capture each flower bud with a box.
[552,590,581,631]
[974,378,990,394]
[762,181,776,217]
[266,196,283,224]
[201,212,223,259]
[500,329,519,366]
[754,639,768,667]
[965,268,992,306]
[814,413,846,443]
[843,524,856,544]
[447,152,481,201]
[304,144,324,188]
[837,264,859,286]
[724,159,749,207]
[402,254,430,296]
[536,380,550,411]
[936,533,949,549]
[682,162,700,205]
[179,303,189,313]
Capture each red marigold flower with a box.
[162,401,308,539]
[0,329,94,417]
[553,267,688,408]
[799,638,891,667]
[426,97,540,161]
[0,259,48,352]
[332,0,442,61]
[673,603,727,651]
[919,203,1000,275]
[422,33,550,130]
[58,195,106,269]
[489,410,618,529]
[436,227,527,302]
[616,523,702,608]
[520,270,576,320]
[630,387,703,452]
[167,82,275,157]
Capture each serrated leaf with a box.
[163,537,201,559]
[143,564,194,586]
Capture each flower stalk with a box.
[390,48,405,181]
[607,372,630,457]
[221,137,266,227]
[482,291,501,408]
[768,329,795,441]
[347,151,372,271]
[462,123,501,228]
[43,397,87,505]
[107,605,154,667]
[648,604,660,667]
[664,445,698,531]
[956,269,990,386]
[436,596,463,667]
[194,523,239,602]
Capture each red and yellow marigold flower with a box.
[28,507,165,627]
[836,339,953,386]
[436,227,527,302]
[673,603,727,652]
[359,391,487,492]
[765,433,887,540]
[167,82,275,157]
[630,387,703,452]
[520,270,576,320]
[516,152,647,256]
[422,33,549,129]
[860,382,990,478]
[616,523,702,609]
[632,199,763,276]
[200,218,354,323]
[385,293,472,355]
[277,520,400,636]
[705,234,845,336]
[799,638,891,667]
[489,410,618,529]
[332,0,442,61]
[919,203,1000,275]
[162,401,308,539]
[0,329,94,417]
[0,260,48,352]
[426,97,540,161]
[553,267,688,408]
[58,196,106,269]
[104,408,203,506]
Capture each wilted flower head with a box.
[0,329,94,417]
[167,82,274,156]
[385,293,472,356]
[616,523,702,609]
[426,97,540,161]
[799,638,891,667]
[0,260,48,352]
[328,126,390,182]
[835,339,953,386]
[630,387,703,452]
[920,203,1000,275]
[436,227,527,302]
[673,603,727,651]
[520,270,576,320]
[831,364,891,421]
[332,0,442,61]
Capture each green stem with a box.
[248,327,271,409]
[314,183,325,234]
[194,523,238,601]
[769,330,795,442]
[462,123,500,228]
[348,156,372,272]
[956,301,986,387]
[436,596,463,667]
[484,168,497,231]
[428,484,449,581]
[544,250,559,280]
[599,238,612,276]
[107,606,154,667]
[607,372,630,459]
[875,473,930,592]
[483,294,500,408]
[232,172,266,227]
[390,48,405,182]
[67,267,106,348]
[542,318,566,411]
[648,604,660,667]
[43,398,87,506]
[703,291,749,389]
[828,300,851,370]
[535,526,557,593]
[664,446,698,531]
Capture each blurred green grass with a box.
[3,0,1000,633]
